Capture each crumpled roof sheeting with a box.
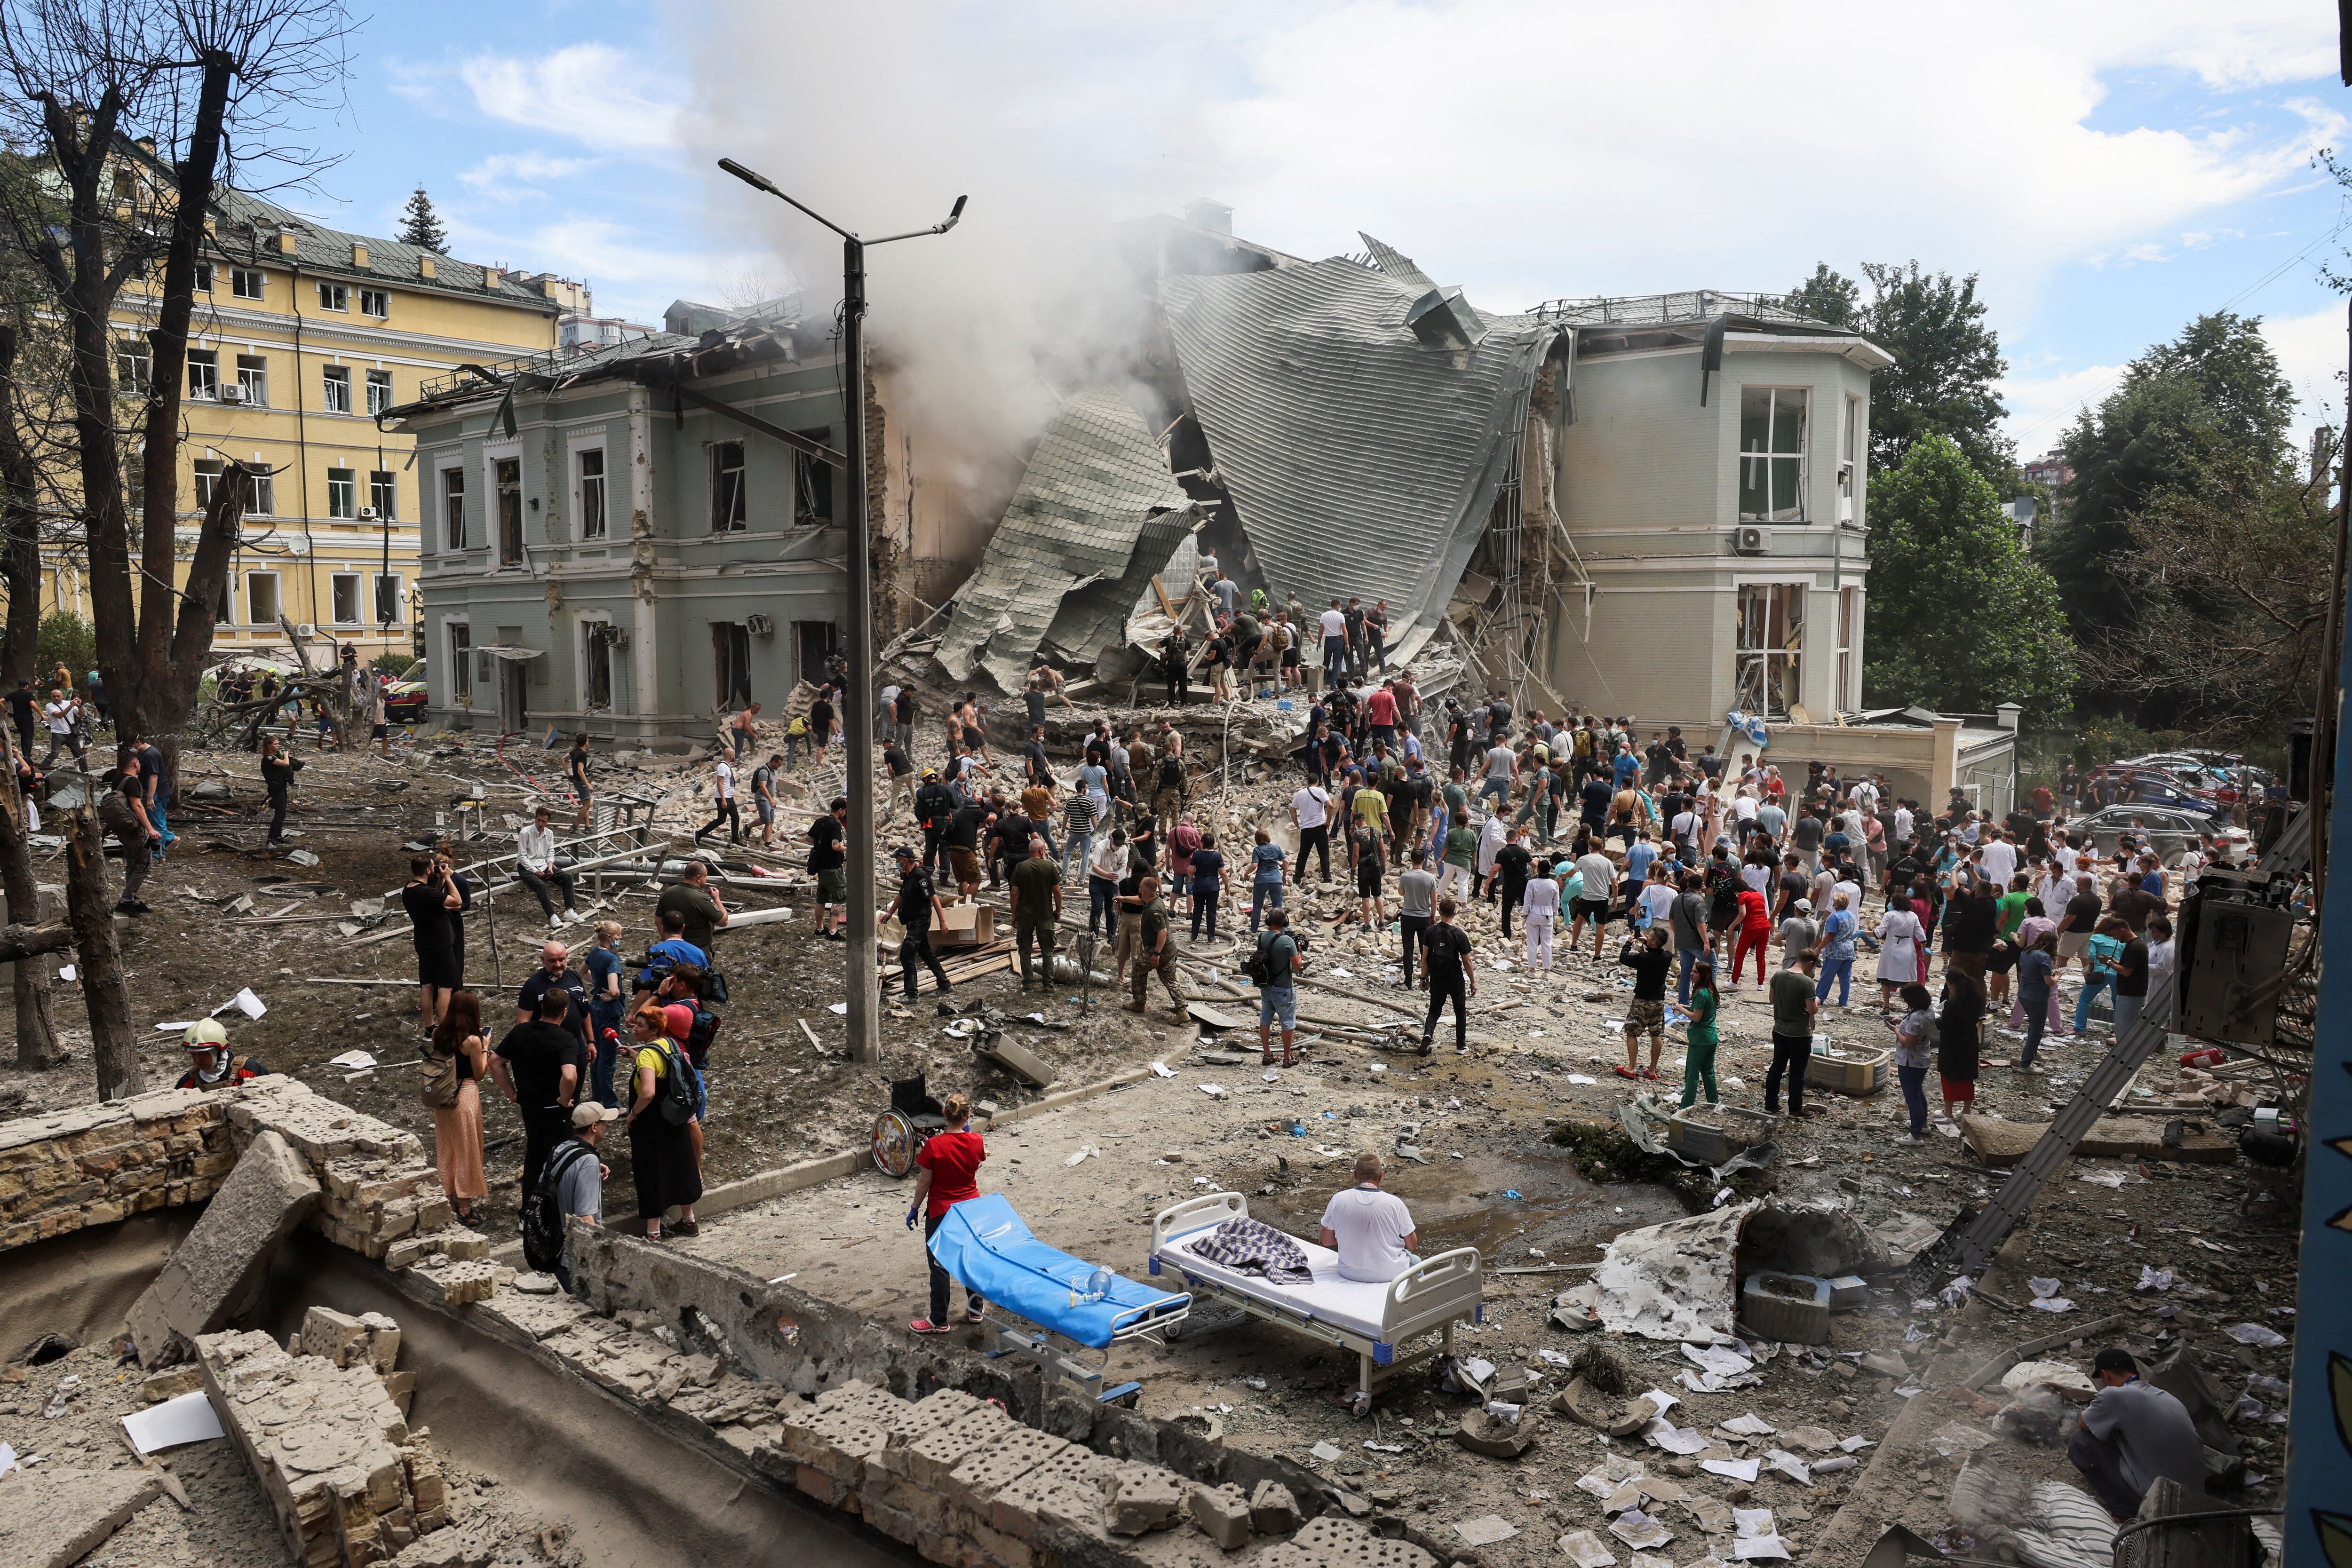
[1157,259,1558,660]
[936,387,1197,694]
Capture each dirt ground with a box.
[0,708,2305,1568]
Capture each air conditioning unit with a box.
[744,613,775,637]
[219,384,243,404]
[1733,524,1770,556]
[294,622,317,638]
[357,506,377,521]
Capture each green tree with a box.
[1863,433,2074,713]
[397,185,448,252]
[2044,311,2295,652]
[1784,263,1859,329]
[1856,261,2011,480]
[33,612,95,684]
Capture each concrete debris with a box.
[198,1323,455,1568]
[126,1129,321,1367]
[0,1465,168,1568]
[1591,1201,1753,1344]
[1246,1480,1302,1535]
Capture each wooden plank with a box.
[1151,575,1177,620]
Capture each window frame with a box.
[359,287,389,318]
[1836,585,1859,713]
[326,466,357,520]
[447,619,473,705]
[330,571,362,627]
[441,465,468,552]
[1737,385,1810,523]
[365,369,392,416]
[230,266,265,300]
[249,469,275,516]
[793,448,834,526]
[115,339,151,393]
[186,348,218,400]
[580,615,614,711]
[1734,581,1806,721]
[192,457,224,510]
[234,353,268,407]
[369,469,396,521]
[494,455,524,565]
[373,572,403,626]
[575,445,608,540]
[192,260,214,293]
[1839,393,1861,525]
[709,440,747,533]
[316,280,349,312]
[215,571,236,625]
[320,364,351,414]
[247,569,282,627]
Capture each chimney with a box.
[275,230,297,256]
[134,135,155,154]
[483,267,503,290]
[417,254,436,279]
[350,242,368,269]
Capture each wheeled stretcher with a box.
[927,1194,1192,1404]
[1148,1192,1484,1413]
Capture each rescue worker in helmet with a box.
[175,1018,271,1091]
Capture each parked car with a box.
[2066,804,2217,867]
[385,659,428,723]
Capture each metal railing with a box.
[1523,290,1834,329]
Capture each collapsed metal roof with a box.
[935,387,1200,694]
[1156,245,1563,667]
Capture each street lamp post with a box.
[719,158,965,1066]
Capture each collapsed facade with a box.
[394,205,2024,799]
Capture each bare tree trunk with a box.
[0,919,70,963]
[0,324,39,687]
[0,721,57,1067]
[61,805,137,1100]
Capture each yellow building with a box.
[45,182,566,664]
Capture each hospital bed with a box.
[928,1194,1191,1404]
[1148,1192,1484,1414]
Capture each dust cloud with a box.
[683,3,1240,555]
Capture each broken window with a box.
[795,619,839,687]
[448,620,471,703]
[1840,393,1860,524]
[1836,586,1859,713]
[248,570,281,626]
[193,260,213,292]
[793,449,833,526]
[366,369,393,415]
[192,458,223,510]
[187,348,218,400]
[713,621,752,707]
[710,441,747,532]
[370,470,396,520]
[250,470,274,515]
[577,447,607,539]
[116,340,150,393]
[331,572,360,625]
[215,573,235,624]
[317,281,348,312]
[322,364,351,413]
[232,266,265,300]
[1735,583,1804,720]
[236,354,269,406]
[374,572,401,624]
[581,619,613,710]
[496,457,523,565]
[360,287,389,318]
[1738,387,1807,522]
[442,467,467,551]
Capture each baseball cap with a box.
[662,1003,696,1041]
[1794,898,1812,912]
[892,845,917,860]
[571,1103,622,1128]
[184,1018,229,1049]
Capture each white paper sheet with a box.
[327,1050,377,1069]
[122,1390,225,1454]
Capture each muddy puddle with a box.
[1249,1135,1687,1262]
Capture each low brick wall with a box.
[0,1078,484,1272]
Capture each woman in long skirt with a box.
[427,989,489,1226]
[624,1005,703,1240]
[1936,967,1986,1127]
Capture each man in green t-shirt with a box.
[655,860,728,950]
[1440,821,1478,903]
[1008,835,1063,991]
[1765,950,1821,1118]
[1123,874,1187,1019]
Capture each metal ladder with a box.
[1930,808,2312,1279]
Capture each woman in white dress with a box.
[1873,892,1926,1009]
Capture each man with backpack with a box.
[1252,907,1305,1066]
[491,985,586,1211]
[1418,895,1477,1054]
[523,1102,617,1293]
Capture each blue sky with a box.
[292,0,2352,459]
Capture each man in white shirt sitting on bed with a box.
[1320,1153,1418,1283]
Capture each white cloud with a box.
[2261,302,2348,442]
[456,45,683,152]
[457,151,597,198]
[2001,362,2129,455]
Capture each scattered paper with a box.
[0,1442,13,1477]
[1838,1436,1873,1453]
[827,1002,849,1014]
[2138,1267,2176,1292]
[1930,1423,1995,1459]
[1330,966,1355,978]
[1720,1414,1776,1437]
[154,1020,198,1032]
[1735,1508,1777,1539]
[327,1050,377,1069]
[1701,1457,1761,1482]
[1684,1342,1756,1378]
[2078,1170,2127,1188]
[217,987,267,1020]
[1813,1456,1858,1473]
[1639,1388,1683,1416]
[1151,1061,1176,1077]
[1199,1083,1228,1099]
[1610,1511,1673,1550]
[1560,1529,1618,1568]
[2029,1295,2076,1313]
[1062,1145,1099,1167]
[2225,1323,2289,1347]
[57,964,73,982]
[122,1391,226,1454]
[1764,1449,1812,1486]
[1456,1515,1518,1547]
[1643,1418,1709,1456]
[1311,1441,1344,1462]
[1569,1073,1599,1085]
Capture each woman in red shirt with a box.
[1731,885,1772,990]
[906,1095,989,1333]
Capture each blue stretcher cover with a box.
[927,1194,1188,1349]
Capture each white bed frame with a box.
[1148,1192,1483,1413]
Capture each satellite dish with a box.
[1725,709,1770,749]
